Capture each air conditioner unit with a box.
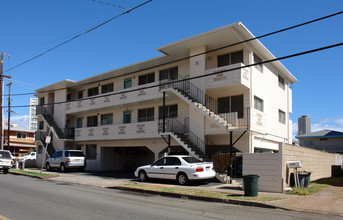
[287,161,302,168]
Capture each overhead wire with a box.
[3,0,153,73]
[92,0,131,10]
[5,10,343,97]
[5,40,343,109]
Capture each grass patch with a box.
[286,183,329,195]
[121,183,284,202]
[10,169,57,178]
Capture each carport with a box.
[101,146,154,172]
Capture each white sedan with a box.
[134,155,216,185]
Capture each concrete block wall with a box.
[282,143,337,187]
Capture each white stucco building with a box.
[35,22,297,172]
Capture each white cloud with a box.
[9,115,30,129]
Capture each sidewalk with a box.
[10,169,343,217]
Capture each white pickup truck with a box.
[0,150,14,174]
[22,152,36,160]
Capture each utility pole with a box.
[0,52,12,150]
[7,80,12,155]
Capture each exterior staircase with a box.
[37,106,65,140]
[35,131,56,157]
[159,118,212,161]
[160,75,246,130]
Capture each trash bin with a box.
[298,171,311,188]
[242,175,259,197]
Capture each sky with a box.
[1,0,343,138]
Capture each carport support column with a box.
[229,131,233,184]
[163,91,166,133]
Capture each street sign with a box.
[45,136,51,144]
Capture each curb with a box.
[9,170,58,180]
[109,186,280,210]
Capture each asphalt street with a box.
[0,174,340,220]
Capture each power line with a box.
[92,0,131,10]
[6,10,343,96]
[5,41,343,109]
[3,0,153,73]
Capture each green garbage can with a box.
[243,175,259,197]
[298,171,311,188]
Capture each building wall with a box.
[298,137,343,153]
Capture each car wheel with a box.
[177,173,188,185]
[46,163,51,171]
[60,163,66,172]
[3,169,8,174]
[139,170,148,182]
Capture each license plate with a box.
[206,167,210,171]
[75,159,80,162]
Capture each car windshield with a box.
[182,156,201,163]
[66,151,84,157]
[0,151,11,159]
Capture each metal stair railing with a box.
[159,75,249,129]
[159,118,207,155]
[37,105,66,139]
[35,131,55,156]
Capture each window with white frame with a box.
[102,83,114,94]
[101,113,113,125]
[16,133,27,139]
[88,87,99,97]
[279,110,286,124]
[217,50,243,67]
[254,96,264,112]
[278,75,285,90]
[254,53,263,72]
[138,108,154,122]
[87,115,98,127]
[139,72,155,85]
[159,104,178,119]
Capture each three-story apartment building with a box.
[35,22,297,171]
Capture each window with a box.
[304,140,314,146]
[279,110,286,124]
[254,96,264,112]
[218,95,244,118]
[102,83,114,94]
[87,116,98,127]
[86,144,97,160]
[124,78,132,89]
[159,104,178,119]
[138,108,154,122]
[76,117,83,128]
[88,87,99,97]
[123,110,132,124]
[101,113,113,125]
[159,67,178,81]
[278,75,285,90]
[77,90,83,99]
[139,72,155,85]
[39,97,45,106]
[75,144,83,150]
[166,157,181,166]
[217,50,243,67]
[16,133,27,139]
[67,94,71,101]
[254,53,263,72]
[38,146,42,154]
[39,121,44,130]
[52,151,63,158]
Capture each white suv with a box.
[46,150,86,172]
[0,150,13,174]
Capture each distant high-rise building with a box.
[29,98,38,130]
[298,115,311,135]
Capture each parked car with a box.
[0,150,14,174]
[46,150,86,172]
[22,152,36,160]
[134,155,216,185]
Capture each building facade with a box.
[35,22,297,171]
[296,129,343,153]
[29,98,38,131]
[4,127,36,157]
[298,115,311,135]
